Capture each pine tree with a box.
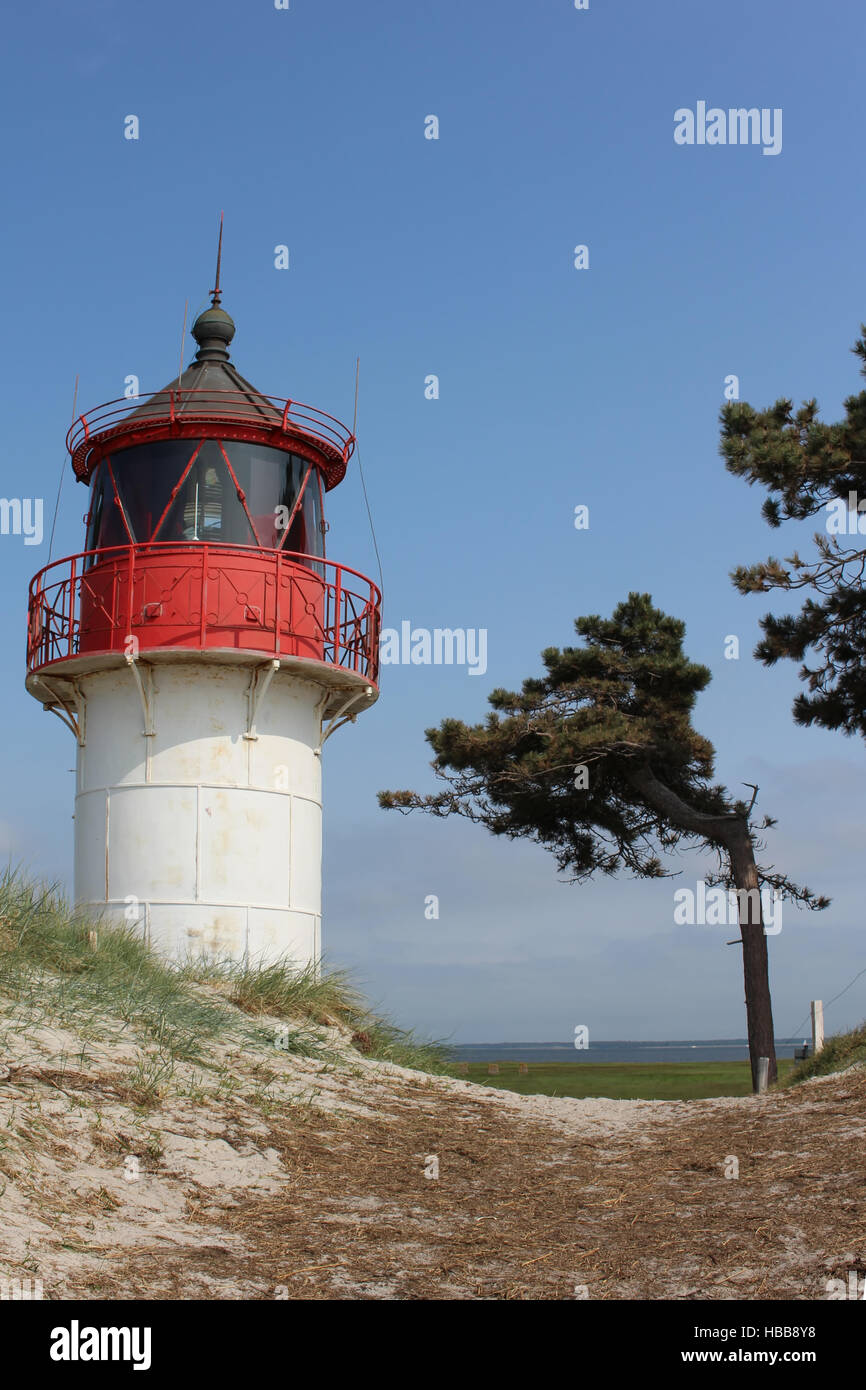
[380,594,827,1091]
[721,327,866,738]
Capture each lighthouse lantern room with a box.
[26,265,381,967]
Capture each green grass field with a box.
[446,1059,798,1100]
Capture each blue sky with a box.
[2,0,865,1042]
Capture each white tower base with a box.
[48,655,373,967]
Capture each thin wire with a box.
[782,965,866,1043]
[351,355,383,592]
[48,375,79,563]
[824,966,866,1013]
[356,441,383,592]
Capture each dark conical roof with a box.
[126,295,282,428]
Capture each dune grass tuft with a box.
[783,1022,866,1086]
[189,954,453,1073]
[203,958,367,1030]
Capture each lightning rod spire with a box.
[211,211,224,306]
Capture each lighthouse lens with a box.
[158,442,256,545]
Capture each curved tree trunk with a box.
[625,765,777,1093]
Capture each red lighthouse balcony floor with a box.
[27,543,381,693]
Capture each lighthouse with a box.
[26,264,381,968]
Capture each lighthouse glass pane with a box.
[155,440,257,546]
[85,460,130,556]
[220,441,324,560]
[111,440,196,542]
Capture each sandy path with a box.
[19,1058,860,1301]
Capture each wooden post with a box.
[487,1063,499,1075]
[518,1062,528,1075]
[756,1057,770,1093]
[811,1000,824,1055]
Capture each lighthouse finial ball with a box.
[191,302,236,363]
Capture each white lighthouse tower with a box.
[26,262,381,967]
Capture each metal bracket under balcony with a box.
[39,677,86,746]
[244,659,280,740]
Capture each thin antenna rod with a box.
[211,210,224,305]
[48,374,79,563]
[177,298,189,385]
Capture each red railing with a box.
[27,544,381,685]
[66,389,356,481]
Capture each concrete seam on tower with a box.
[76,783,320,804]
[195,785,201,904]
[288,793,293,911]
[103,791,109,900]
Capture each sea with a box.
[452,1040,803,1065]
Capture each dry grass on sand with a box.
[2,1014,864,1300]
